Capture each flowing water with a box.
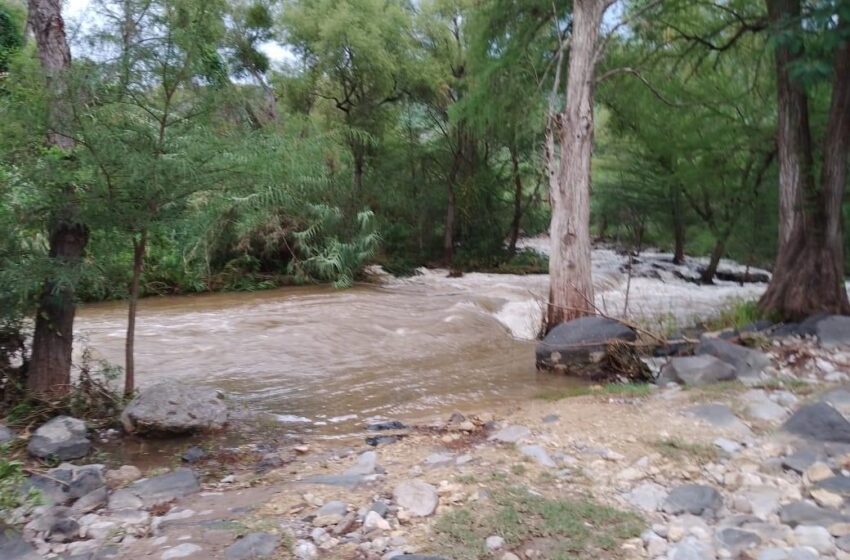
[75,243,768,452]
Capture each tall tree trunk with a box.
[671,186,686,264]
[507,145,523,254]
[124,229,146,398]
[26,0,88,397]
[759,1,850,319]
[547,0,608,329]
[443,182,456,264]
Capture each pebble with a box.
[364,511,391,531]
[294,540,318,560]
[805,463,834,485]
[794,525,835,554]
[162,543,202,559]
[486,535,505,551]
[811,488,844,509]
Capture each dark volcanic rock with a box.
[801,314,850,348]
[536,316,637,370]
[366,420,408,431]
[783,403,850,443]
[181,446,207,464]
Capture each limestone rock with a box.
[393,480,439,517]
[122,383,227,435]
[27,416,90,460]
[123,468,201,508]
[698,338,770,382]
[662,356,737,387]
[662,484,723,518]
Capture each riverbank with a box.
[7,326,850,560]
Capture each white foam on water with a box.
[274,414,312,424]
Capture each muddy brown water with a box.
[76,279,583,462]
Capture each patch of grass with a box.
[650,437,719,463]
[535,383,653,402]
[701,299,763,332]
[510,464,527,476]
[456,474,478,484]
[434,486,643,560]
[686,380,746,399]
[754,378,815,395]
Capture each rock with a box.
[225,533,279,560]
[838,535,850,552]
[698,338,770,382]
[542,414,560,424]
[663,484,723,518]
[815,476,850,496]
[344,451,379,476]
[162,543,202,559]
[788,547,819,560]
[644,532,668,557]
[501,554,521,560]
[125,468,201,508]
[784,450,824,474]
[519,445,556,468]
[108,489,144,511]
[802,315,850,348]
[486,536,505,551]
[686,403,749,433]
[316,501,348,518]
[714,437,742,454]
[57,464,106,499]
[388,556,449,560]
[105,465,142,488]
[393,480,439,517]
[783,403,850,443]
[663,356,737,386]
[27,416,90,460]
[667,536,714,560]
[489,425,531,444]
[423,453,454,466]
[741,487,782,519]
[805,463,834,485]
[715,528,761,554]
[0,423,14,445]
[294,540,318,560]
[794,525,835,554]
[121,383,227,435]
[72,486,108,513]
[811,488,844,509]
[181,446,206,464]
[536,316,637,370]
[364,511,391,531]
[25,506,79,542]
[744,390,789,422]
[0,527,40,560]
[367,420,407,431]
[780,501,850,528]
[625,482,668,512]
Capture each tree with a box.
[758,0,850,319]
[25,0,88,397]
[281,0,416,193]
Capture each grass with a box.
[686,380,746,400]
[434,486,643,560]
[700,299,764,332]
[753,378,816,395]
[535,383,654,402]
[650,437,719,463]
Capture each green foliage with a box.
[434,486,644,560]
[700,299,765,331]
[0,451,41,513]
[0,0,24,75]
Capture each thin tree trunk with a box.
[26,0,88,397]
[700,235,727,284]
[353,149,365,193]
[124,229,146,397]
[508,145,524,254]
[671,186,686,264]
[443,182,456,264]
[759,1,850,319]
[547,0,608,329]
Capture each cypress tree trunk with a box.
[547,0,610,329]
[27,0,88,397]
[759,0,850,319]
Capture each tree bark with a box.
[671,186,686,264]
[26,0,88,397]
[124,229,146,397]
[547,0,609,329]
[507,145,524,255]
[700,234,728,284]
[759,1,850,319]
[443,181,456,264]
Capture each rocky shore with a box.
[3,315,850,560]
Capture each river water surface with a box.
[74,244,767,444]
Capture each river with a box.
[74,242,768,443]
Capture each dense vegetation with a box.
[1,0,849,399]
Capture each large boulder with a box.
[783,402,850,443]
[697,338,770,382]
[801,315,850,348]
[536,316,638,371]
[121,383,228,435]
[661,355,737,386]
[27,416,90,461]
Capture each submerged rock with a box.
[27,416,90,461]
[535,316,637,371]
[121,383,227,435]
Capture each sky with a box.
[63,0,291,65]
